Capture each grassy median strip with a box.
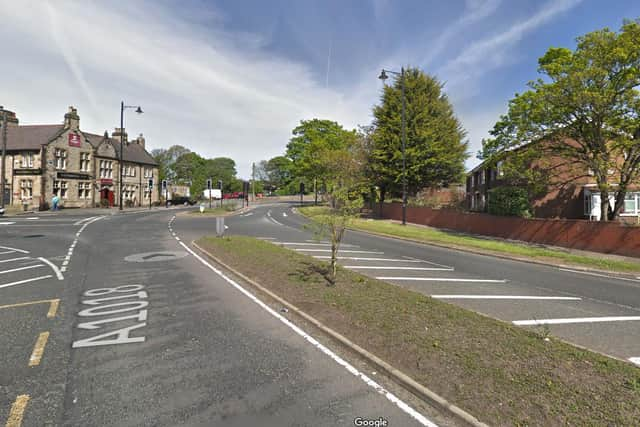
[196,235,640,426]
[186,206,238,216]
[298,206,640,273]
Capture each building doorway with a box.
[100,187,114,207]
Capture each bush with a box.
[487,187,531,217]
[99,198,110,208]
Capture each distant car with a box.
[170,196,195,205]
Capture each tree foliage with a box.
[481,20,640,221]
[371,68,468,202]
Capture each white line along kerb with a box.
[61,216,104,273]
[179,240,437,427]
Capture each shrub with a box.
[99,198,110,208]
[487,187,531,217]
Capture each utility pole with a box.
[1,106,7,210]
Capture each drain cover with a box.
[124,251,188,262]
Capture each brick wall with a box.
[380,203,640,258]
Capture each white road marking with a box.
[73,216,98,226]
[432,295,581,300]
[0,275,52,289]
[0,257,30,264]
[0,222,16,225]
[38,257,64,280]
[0,245,29,254]
[180,240,437,427]
[559,268,640,284]
[61,216,104,273]
[257,237,276,240]
[401,255,454,270]
[295,249,384,254]
[377,277,507,283]
[513,316,640,326]
[283,212,288,217]
[313,256,425,262]
[629,357,640,366]
[0,264,45,275]
[278,242,358,247]
[345,266,454,271]
[26,217,39,220]
[224,225,229,229]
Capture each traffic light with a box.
[207,178,212,190]
[148,178,153,189]
[161,179,167,191]
[299,182,305,194]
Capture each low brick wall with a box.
[380,203,640,258]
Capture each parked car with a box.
[170,196,196,205]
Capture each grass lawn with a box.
[196,235,640,426]
[298,206,640,273]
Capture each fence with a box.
[380,203,640,258]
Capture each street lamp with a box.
[119,102,143,211]
[379,67,407,225]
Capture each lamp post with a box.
[119,102,143,211]
[0,106,6,211]
[378,67,407,225]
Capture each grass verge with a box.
[298,206,640,273]
[186,205,238,216]
[196,235,640,426]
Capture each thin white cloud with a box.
[439,0,582,96]
[1,1,370,178]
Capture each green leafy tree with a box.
[482,20,640,221]
[286,119,358,198]
[256,156,294,194]
[371,68,468,205]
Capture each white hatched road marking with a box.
[344,266,454,271]
[432,295,581,300]
[0,275,53,289]
[513,316,640,326]
[559,268,640,284]
[0,264,45,275]
[295,249,384,254]
[376,276,507,283]
[0,245,29,254]
[179,239,438,427]
[38,257,64,280]
[629,357,640,366]
[0,257,30,264]
[313,256,425,262]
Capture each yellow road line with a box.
[0,299,60,318]
[28,332,50,367]
[5,394,29,427]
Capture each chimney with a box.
[136,133,145,149]
[0,107,19,126]
[64,106,80,130]
[112,127,128,144]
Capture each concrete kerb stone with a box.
[191,240,488,427]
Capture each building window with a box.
[584,193,592,216]
[479,171,485,185]
[100,160,113,179]
[78,182,91,199]
[21,153,34,168]
[54,149,67,170]
[53,180,68,198]
[144,168,153,178]
[20,180,33,199]
[623,193,638,215]
[80,153,91,172]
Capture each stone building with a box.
[1,106,159,210]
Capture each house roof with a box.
[82,131,158,166]
[5,125,64,150]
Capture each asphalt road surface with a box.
[174,201,640,368]
[0,208,453,427]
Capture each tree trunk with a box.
[611,190,626,221]
[379,186,386,218]
[599,188,610,222]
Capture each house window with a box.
[53,180,68,198]
[54,149,67,170]
[623,193,637,215]
[21,153,34,168]
[144,168,153,178]
[131,166,136,177]
[100,160,113,178]
[80,153,91,172]
[584,193,592,216]
[20,180,33,199]
[78,182,91,199]
[479,171,485,185]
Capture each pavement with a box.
[0,205,453,426]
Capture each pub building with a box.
[1,106,159,210]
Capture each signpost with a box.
[218,180,223,208]
[161,179,167,208]
[207,178,212,209]
[299,182,305,207]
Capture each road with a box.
[181,201,640,368]
[0,208,452,426]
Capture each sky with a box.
[2,0,639,178]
